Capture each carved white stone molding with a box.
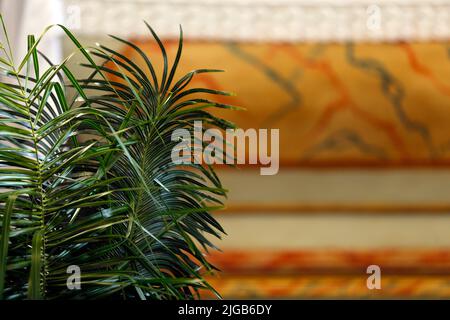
[61,0,450,42]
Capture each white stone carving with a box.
[62,0,450,42]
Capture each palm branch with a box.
[0,18,135,299]
[0,17,235,300]
[74,23,239,299]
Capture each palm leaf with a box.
[0,17,234,300]
[76,25,237,299]
[0,16,134,299]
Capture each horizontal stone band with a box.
[63,0,450,42]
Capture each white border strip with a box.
[63,0,450,42]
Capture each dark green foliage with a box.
[0,17,235,299]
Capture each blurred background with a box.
[3,0,450,298]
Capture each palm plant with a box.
[0,17,236,299]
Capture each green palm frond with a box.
[75,24,238,299]
[0,17,234,300]
[0,17,145,300]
